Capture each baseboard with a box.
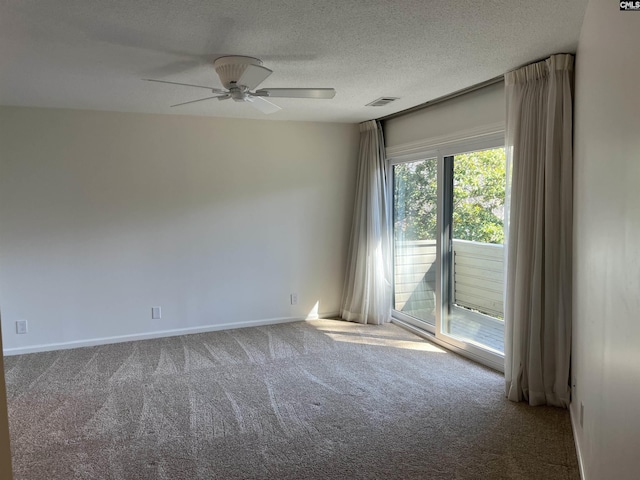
[570,402,587,480]
[3,312,340,356]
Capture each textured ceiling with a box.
[0,0,589,123]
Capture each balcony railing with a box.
[394,239,504,320]
[452,239,504,319]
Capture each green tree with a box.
[452,149,506,244]
[393,158,438,241]
[393,148,506,244]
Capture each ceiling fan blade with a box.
[237,64,273,90]
[170,96,222,108]
[254,88,336,99]
[245,95,282,114]
[144,78,226,93]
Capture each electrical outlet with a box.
[16,320,28,334]
[580,402,584,427]
[151,306,162,319]
[290,293,298,305]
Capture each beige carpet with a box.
[4,319,579,479]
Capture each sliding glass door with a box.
[442,148,506,355]
[392,157,438,329]
[390,138,506,368]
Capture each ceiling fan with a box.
[144,55,336,114]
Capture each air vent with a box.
[366,97,399,107]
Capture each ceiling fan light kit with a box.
[213,56,267,90]
[145,55,336,114]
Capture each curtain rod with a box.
[375,74,504,122]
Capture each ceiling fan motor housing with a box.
[214,56,263,90]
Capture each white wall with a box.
[572,0,640,478]
[384,82,505,150]
[0,107,359,353]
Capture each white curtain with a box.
[341,120,392,325]
[504,54,574,407]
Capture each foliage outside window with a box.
[393,148,506,244]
